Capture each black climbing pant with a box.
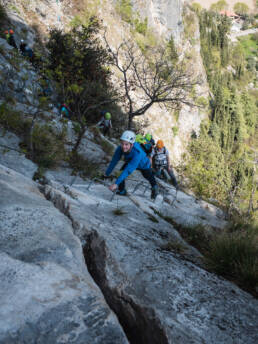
[118,163,156,192]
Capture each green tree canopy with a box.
[233,2,249,15]
[210,0,228,12]
[191,2,202,14]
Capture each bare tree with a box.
[104,36,199,129]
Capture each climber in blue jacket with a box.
[105,130,158,199]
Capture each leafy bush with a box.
[191,2,202,14]
[166,35,178,64]
[0,103,66,168]
[154,208,258,294]
[116,0,133,23]
[68,151,100,179]
[183,11,196,39]
[135,28,158,53]
[0,103,30,135]
[30,124,66,168]
[210,0,228,12]
[196,96,208,108]
[0,4,7,26]
[234,2,249,16]
[161,240,186,253]
[97,137,114,156]
[113,207,127,216]
[172,126,178,136]
[134,17,148,35]
[206,228,258,289]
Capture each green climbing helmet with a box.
[135,134,146,144]
[145,133,152,141]
[105,112,111,120]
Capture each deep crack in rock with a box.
[41,184,169,344]
[83,230,169,344]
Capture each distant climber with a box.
[97,111,112,136]
[39,77,52,97]
[151,139,178,189]
[105,130,158,199]
[5,29,17,49]
[59,103,70,118]
[19,39,27,54]
[19,40,34,62]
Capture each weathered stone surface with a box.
[132,0,184,40]
[42,178,258,344]
[0,130,37,178]
[0,165,128,344]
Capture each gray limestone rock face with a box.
[132,0,184,41]
[0,130,37,178]
[0,165,128,344]
[42,179,258,344]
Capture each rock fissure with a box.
[40,184,170,344]
[83,231,169,344]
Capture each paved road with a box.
[230,28,258,42]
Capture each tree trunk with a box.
[128,114,133,130]
[72,127,86,153]
[28,112,38,159]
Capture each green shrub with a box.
[154,208,258,294]
[134,17,148,35]
[206,230,258,288]
[113,207,127,216]
[0,103,66,168]
[98,137,114,156]
[33,166,46,181]
[0,4,7,26]
[135,27,158,53]
[210,0,228,12]
[196,96,208,108]
[68,151,100,179]
[191,3,202,14]
[31,124,66,168]
[166,35,178,63]
[0,103,30,135]
[148,214,159,223]
[172,126,179,136]
[234,2,249,16]
[183,12,196,39]
[116,0,133,23]
[161,240,186,253]
[8,5,21,15]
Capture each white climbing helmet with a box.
[120,130,136,144]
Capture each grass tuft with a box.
[68,151,100,179]
[151,206,258,295]
[148,214,159,223]
[206,229,258,289]
[161,240,186,254]
[113,207,127,216]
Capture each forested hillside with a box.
[183,7,257,221]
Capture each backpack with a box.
[153,147,168,167]
[140,142,153,156]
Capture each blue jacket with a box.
[105,142,151,185]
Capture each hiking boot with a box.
[116,189,127,196]
[151,185,158,200]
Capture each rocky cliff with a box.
[0,0,208,163]
[1,2,257,343]
[1,130,258,343]
[131,0,184,41]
